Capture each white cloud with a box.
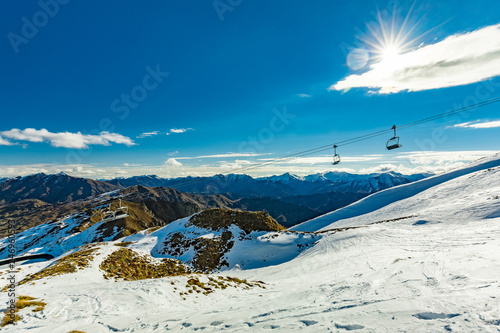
[0,136,13,146]
[331,24,500,94]
[198,152,267,158]
[358,163,458,175]
[395,150,498,164]
[137,131,160,138]
[453,120,500,129]
[219,159,252,170]
[165,158,183,167]
[170,128,194,134]
[297,93,311,98]
[0,128,136,149]
[358,163,400,174]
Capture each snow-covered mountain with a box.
[108,171,430,197]
[1,153,499,331]
[0,172,120,204]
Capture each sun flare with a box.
[382,45,400,61]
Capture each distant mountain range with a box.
[0,173,119,204]
[0,171,430,236]
[106,171,430,197]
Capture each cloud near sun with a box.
[0,128,136,149]
[331,24,500,94]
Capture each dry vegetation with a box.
[1,295,46,327]
[188,208,285,234]
[100,248,190,281]
[190,230,235,272]
[158,230,235,272]
[114,241,135,247]
[177,275,266,298]
[18,246,99,286]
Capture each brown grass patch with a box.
[158,230,234,273]
[100,248,190,281]
[144,226,162,235]
[18,247,98,285]
[1,295,46,327]
[114,241,135,247]
[179,275,266,297]
[190,231,234,272]
[189,208,285,234]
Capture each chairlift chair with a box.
[332,145,341,165]
[114,199,129,219]
[101,204,115,221]
[386,125,402,150]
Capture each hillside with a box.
[0,179,317,237]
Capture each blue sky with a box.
[1,0,499,178]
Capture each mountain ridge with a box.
[105,171,431,197]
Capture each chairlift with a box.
[332,145,341,165]
[101,204,115,221]
[386,125,402,150]
[100,199,129,222]
[114,199,129,219]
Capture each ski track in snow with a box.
[1,154,500,331]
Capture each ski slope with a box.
[292,153,500,232]
[1,153,500,332]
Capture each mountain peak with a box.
[266,172,303,183]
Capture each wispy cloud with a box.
[137,131,160,138]
[453,120,500,129]
[170,128,194,134]
[177,152,270,159]
[0,128,136,149]
[256,155,382,164]
[331,24,500,94]
[1,151,496,179]
[0,135,13,146]
[297,93,311,98]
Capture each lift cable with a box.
[172,96,500,189]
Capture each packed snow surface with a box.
[1,154,500,332]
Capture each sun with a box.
[353,4,432,65]
[381,45,400,61]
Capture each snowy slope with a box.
[292,152,500,232]
[1,154,500,332]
